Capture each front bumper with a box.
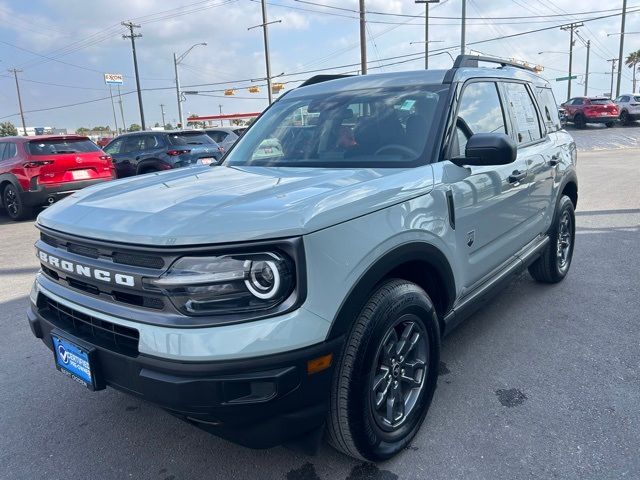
[21,178,112,207]
[27,291,342,449]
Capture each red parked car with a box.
[561,96,620,129]
[96,137,113,148]
[0,135,115,221]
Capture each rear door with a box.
[502,81,554,236]
[443,80,531,290]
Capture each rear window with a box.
[168,132,215,146]
[590,99,614,105]
[27,138,100,155]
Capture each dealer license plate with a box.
[71,169,91,180]
[52,334,95,390]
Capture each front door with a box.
[442,80,531,290]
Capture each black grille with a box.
[113,252,164,269]
[41,296,139,356]
[39,232,165,269]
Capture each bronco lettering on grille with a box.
[38,250,135,287]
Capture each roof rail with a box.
[299,74,354,87]
[443,54,538,83]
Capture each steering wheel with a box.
[374,144,418,158]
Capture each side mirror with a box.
[451,133,517,167]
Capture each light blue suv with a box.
[28,56,577,461]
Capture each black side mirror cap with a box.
[451,132,517,167]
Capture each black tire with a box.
[620,110,630,126]
[326,279,440,461]
[2,183,32,221]
[574,114,586,129]
[528,195,575,284]
[605,121,615,128]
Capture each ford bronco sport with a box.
[28,56,577,461]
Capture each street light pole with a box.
[359,0,367,74]
[122,21,145,130]
[8,68,27,136]
[173,43,207,128]
[461,0,466,55]
[109,85,119,134]
[160,104,166,128]
[616,0,627,97]
[117,85,126,132]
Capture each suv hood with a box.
[37,165,434,246]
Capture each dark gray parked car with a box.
[104,130,223,178]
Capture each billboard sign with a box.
[104,73,124,85]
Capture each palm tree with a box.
[625,49,640,93]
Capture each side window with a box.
[4,143,17,159]
[572,98,584,106]
[535,86,561,132]
[143,135,163,150]
[0,143,6,160]
[503,83,543,144]
[121,136,144,153]
[621,96,630,103]
[104,139,123,155]
[454,81,506,156]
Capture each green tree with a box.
[76,127,91,135]
[128,123,141,132]
[92,126,110,133]
[625,49,640,93]
[0,122,18,137]
[153,122,160,128]
[164,123,173,130]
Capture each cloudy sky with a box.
[0,0,638,131]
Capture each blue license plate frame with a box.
[51,333,99,391]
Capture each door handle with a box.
[549,154,560,166]
[509,170,527,183]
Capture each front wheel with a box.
[528,195,575,283]
[574,115,586,129]
[326,279,440,461]
[620,111,630,126]
[3,184,32,221]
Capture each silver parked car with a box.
[614,93,640,125]
[28,55,577,461]
[204,126,246,153]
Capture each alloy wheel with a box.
[370,315,428,431]
[557,210,572,272]
[4,187,19,217]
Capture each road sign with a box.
[555,75,577,82]
[104,73,124,85]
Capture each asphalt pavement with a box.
[0,145,638,480]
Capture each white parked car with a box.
[614,93,640,125]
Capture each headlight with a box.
[146,252,294,316]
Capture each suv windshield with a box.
[168,132,216,146]
[27,138,100,155]
[224,85,447,168]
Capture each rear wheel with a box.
[574,114,586,129]
[528,195,575,283]
[620,111,630,126]
[605,121,615,128]
[326,279,440,461]
[3,184,32,221]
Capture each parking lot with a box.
[1,141,639,479]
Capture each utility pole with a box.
[122,21,145,130]
[359,0,367,74]
[560,22,583,100]
[584,40,591,96]
[173,43,207,128]
[461,0,466,55]
[8,69,27,136]
[415,0,440,70]
[160,104,166,128]
[108,86,119,134]
[117,85,126,133]
[616,0,627,97]
[248,2,280,104]
[218,104,223,126]
[608,59,618,98]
